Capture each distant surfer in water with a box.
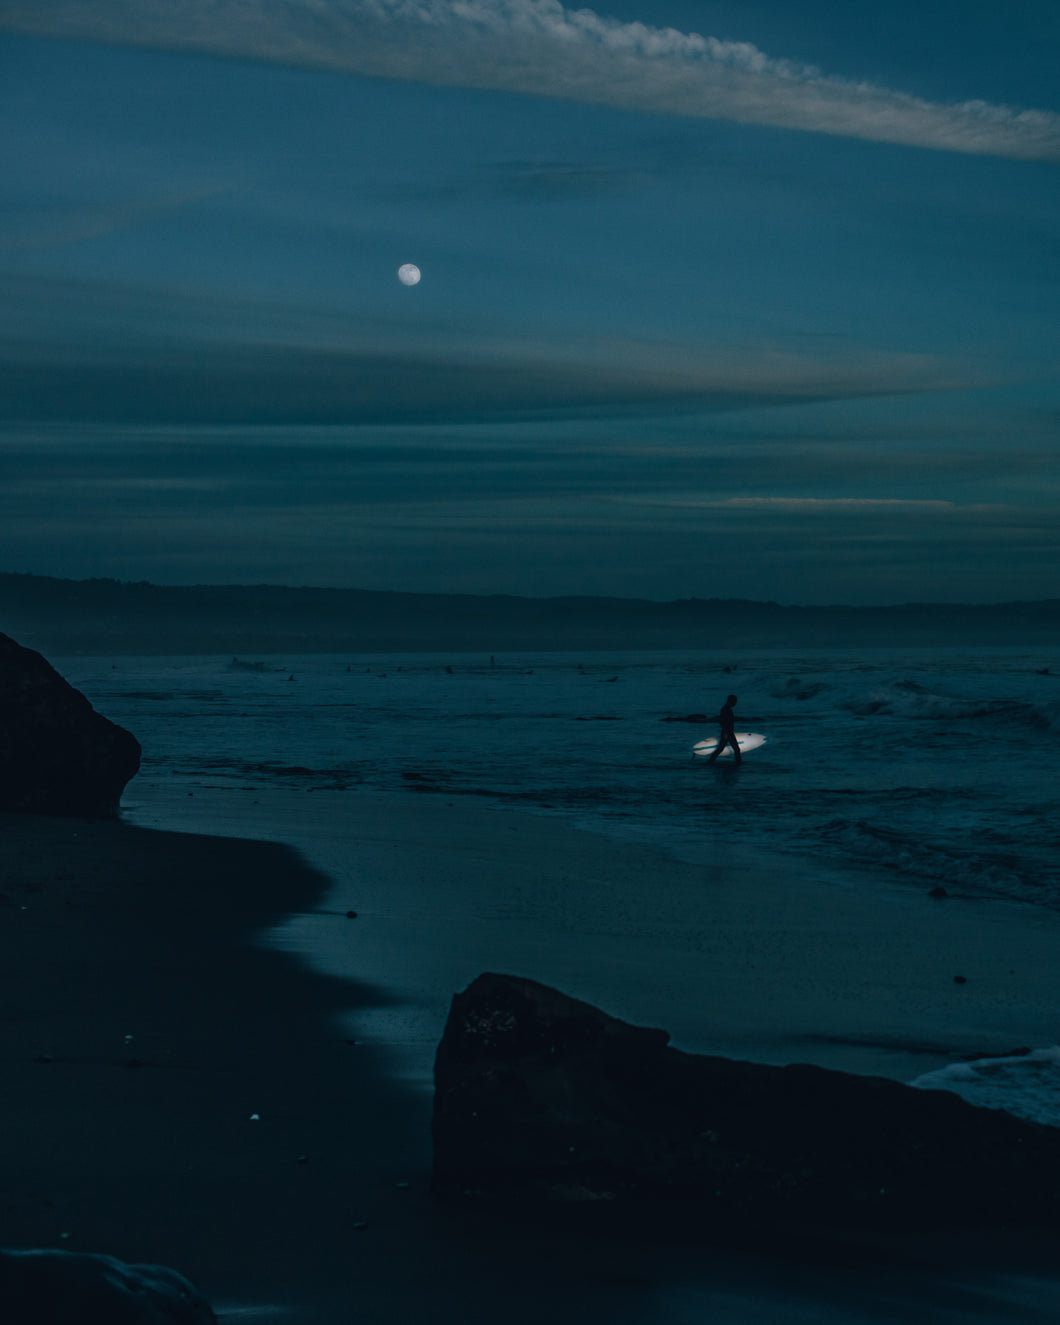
[707,694,741,765]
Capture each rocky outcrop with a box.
[0,1249,215,1324]
[432,973,1060,1228]
[0,633,141,817]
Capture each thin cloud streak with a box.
[3,0,1059,160]
[603,495,976,512]
[0,343,949,426]
[712,496,958,510]
[0,185,230,253]
[1,272,976,425]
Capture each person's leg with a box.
[720,731,742,765]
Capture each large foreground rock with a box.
[432,973,1060,1228]
[0,632,140,817]
[0,1249,215,1323]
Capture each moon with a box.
[397,263,421,286]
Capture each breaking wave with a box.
[815,818,1053,901]
[837,680,1040,723]
[913,1047,1060,1127]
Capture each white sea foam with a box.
[839,680,1040,723]
[912,1048,1060,1127]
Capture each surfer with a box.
[707,694,741,765]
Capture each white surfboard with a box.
[693,731,767,758]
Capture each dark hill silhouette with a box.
[2,573,1059,655]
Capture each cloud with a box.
[0,321,970,426]
[601,494,971,514]
[0,185,229,252]
[0,271,974,426]
[482,160,644,198]
[696,497,958,510]
[384,158,645,205]
[0,339,934,426]
[3,420,1055,601]
[3,0,1059,160]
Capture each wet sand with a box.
[4,795,1060,1322]
[132,784,1060,1086]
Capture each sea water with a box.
[60,647,1060,906]
[56,646,1060,1122]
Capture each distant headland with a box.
[2,573,1059,655]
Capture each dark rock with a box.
[0,633,141,818]
[954,975,968,984]
[0,1248,215,1323]
[928,886,948,898]
[432,973,1060,1228]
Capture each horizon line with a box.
[2,571,1058,615]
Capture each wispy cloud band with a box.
[3,0,1059,160]
[0,185,229,253]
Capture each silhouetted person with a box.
[707,694,741,765]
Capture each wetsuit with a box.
[707,701,741,764]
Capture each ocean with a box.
[57,645,1060,1123]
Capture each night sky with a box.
[1,1,1057,603]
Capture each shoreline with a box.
[127,781,1060,1086]
[5,792,1060,1320]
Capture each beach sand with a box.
[4,792,1060,1322]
